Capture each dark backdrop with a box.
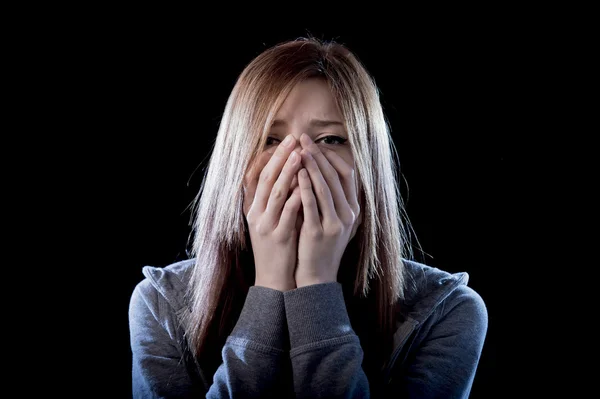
[73,16,544,398]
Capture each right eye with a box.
[265,137,280,146]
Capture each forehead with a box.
[274,78,342,121]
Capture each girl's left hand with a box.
[296,133,361,288]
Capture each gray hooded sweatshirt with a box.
[129,259,487,398]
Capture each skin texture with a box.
[243,137,303,292]
[243,78,362,290]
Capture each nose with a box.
[290,135,302,152]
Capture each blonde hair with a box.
[183,37,412,373]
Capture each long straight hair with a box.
[182,37,412,377]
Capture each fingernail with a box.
[282,135,294,147]
[300,133,312,145]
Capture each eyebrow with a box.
[271,119,344,128]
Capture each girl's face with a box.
[265,78,355,192]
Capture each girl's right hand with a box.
[243,135,302,291]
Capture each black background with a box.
[46,10,571,397]
[111,25,509,397]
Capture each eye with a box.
[265,137,280,146]
[265,135,348,147]
[316,135,348,145]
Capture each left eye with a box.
[316,136,348,145]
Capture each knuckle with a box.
[342,167,354,179]
[259,170,272,184]
[246,208,257,223]
[272,186,284,200]
[308,228,323,239]
[304,196,316,207]
[272,229,291,243]
[301,185,312,194]
[351,209,359,223]
[340,213,353,226]
[326,222,344,236]
[255,221,270,236]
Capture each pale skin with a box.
[243,78,362,291]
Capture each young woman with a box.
[129,37,488,398]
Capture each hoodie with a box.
[129,258,487,398]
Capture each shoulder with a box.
[387,261,488,396]
[400,259,487,328]
[130,258,196,317]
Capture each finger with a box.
[300,134,353,221]
[321,147,360,215]
[287,173,299,200]
[265,150,302,226]
[298,168,321,228]
[253,135,298,213]
[300,148,338,223]
[277,185,302,232]
[243,150,274,215]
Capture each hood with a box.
[400,259,470,324]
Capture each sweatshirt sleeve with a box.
[206,285,293,398]
[391,285,488,398]
[130,280,293,398]
[283,282,370,398]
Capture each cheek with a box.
[337,150,354,171]
[341,153,356,185]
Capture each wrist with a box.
[255,277,296,292]
[295,275,337,288]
